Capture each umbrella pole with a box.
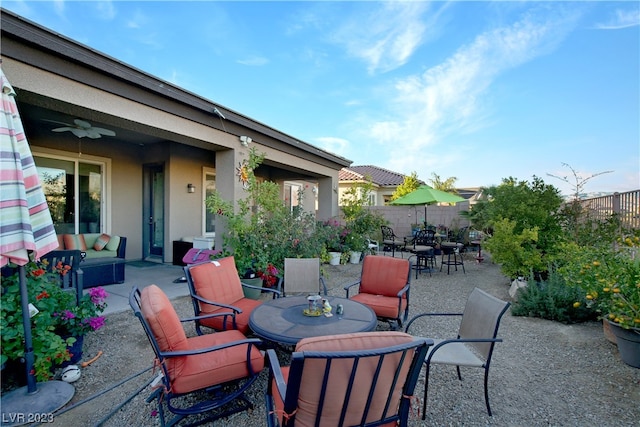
[18,265,37,394]
[424,206,428,229]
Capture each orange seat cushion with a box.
[199,297,261,334]
[271,332,415,426]
[350,293,407,319]
[171,330,264,394]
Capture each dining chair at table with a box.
[440,226,469,274]
[130,285,264,427]
[282,258,327,296]
[381,225,405,257]
[404,287,511,418]
[265,331,433,427]
[184,256,280,335]
[407,229,437,278]
[344,255,412,330]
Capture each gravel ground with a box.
[36,253,640,426]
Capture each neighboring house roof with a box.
[340,165,418,186]
[456,187,483,200]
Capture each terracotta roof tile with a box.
[339,165,417,186]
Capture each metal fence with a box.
[578,190,640,230]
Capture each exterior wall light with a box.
[239,135,252,147]
[187,183,195,193]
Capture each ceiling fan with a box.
[45,118,116,139]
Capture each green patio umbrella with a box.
[390,185,465,227]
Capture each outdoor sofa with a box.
[56,233,127,288]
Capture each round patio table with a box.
[249,296,377,346]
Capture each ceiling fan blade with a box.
[92,127,116,137]
[51,126,73,132]
[44,119,74,127]
[73,119,93,129]
[70,129,89,138]
[85,129,103,139]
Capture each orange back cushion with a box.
[292,332,416,426]
[188,257,244,310]
[63,234,87,251]
[360,255,409,297]
[140,285,188,352]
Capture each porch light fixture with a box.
[239,135,252,147]
[187,183,195,193]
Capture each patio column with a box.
[317,176,338,221]
[214,148,247,251]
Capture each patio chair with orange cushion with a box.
[344,255,412,330]
[184,256,280,335]
[265,331,433,427]
[129,285,264,427]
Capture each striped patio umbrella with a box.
[0,70,58,267]
[0,66,73,418]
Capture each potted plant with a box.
[53,285,108,364]
[565,235,640,367]
[1,258,108,381]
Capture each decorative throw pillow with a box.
[63,234,87,251]
[104,235,120,252]
[93,233,111,251]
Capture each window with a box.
[34,155,105,235]
[203,170,216,236]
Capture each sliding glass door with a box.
[35,156,104,235]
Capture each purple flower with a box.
[88,287,108,304]
[62,310,76,320]
[86,316,105,331]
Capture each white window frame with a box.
[32,147,111,234]
[202,167,216,237]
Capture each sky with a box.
[3,1,640,196]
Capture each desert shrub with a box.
[511,268,597,324]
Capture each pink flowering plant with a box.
[54,287,108,336]
[1,257,108,381]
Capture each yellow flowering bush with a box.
[559,234,640,329]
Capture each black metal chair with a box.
[408,229,437,278]
[440,226,468,274]
[129,285,264,427]
[40,249,84,304]
[266,331,432,427]
[381,225,405,257]
[405,287,510,417]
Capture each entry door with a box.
[144,164,164,258]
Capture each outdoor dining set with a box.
[129,252,509,426]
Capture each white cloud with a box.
[360,7,582,174]
[595,8,640,30]
[237,56,269,66]
[330,1,431,74]
[95,1,116,21]
[314,136,350,156]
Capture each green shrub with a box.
[511,268,597,324]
